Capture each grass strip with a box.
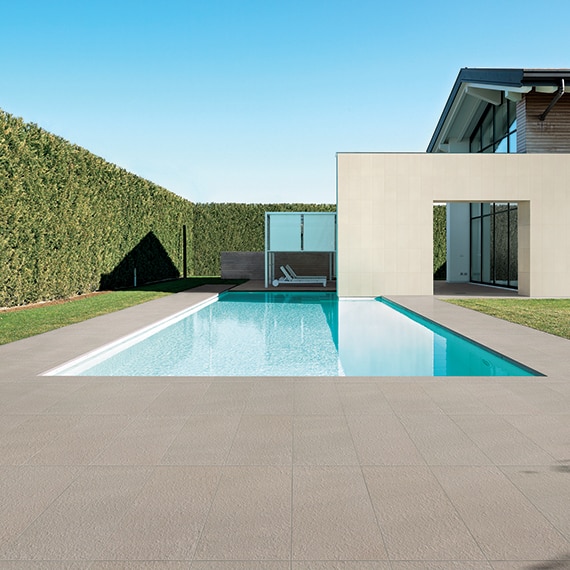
[445,298,570,340]
[0,278,244,345]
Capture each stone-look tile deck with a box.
[1,284,570,569]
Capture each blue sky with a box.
[1,0,569,204]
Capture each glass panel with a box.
[495,136,508,153]
[482,215,491,283]
[470,126,481,153]
[494,101,509,143]
[508,102,517,130]
[471,203,481,217]
[493,210,509,286]
[482,203,492,216]
[303,214,336,251]
[268,214,302,251]
[509,130,517,153]
[481,108,494,150]
[471,218,481,282]
[509,205,518,286]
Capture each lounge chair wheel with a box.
[272,279,279,287]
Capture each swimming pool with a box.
[45,292,538,377]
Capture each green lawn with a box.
[445,298,570,340]
[0,278,244,346]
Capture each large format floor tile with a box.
[1,291,569,565]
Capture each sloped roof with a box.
[427,68,570,153]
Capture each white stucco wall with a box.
[336,153,570,297]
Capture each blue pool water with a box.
[48,292,537,377]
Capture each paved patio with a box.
[1,284,570,569]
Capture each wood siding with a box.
[517,91,570,153]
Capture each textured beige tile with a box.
[192,382,252,415]
[502,414,570,461]
[1,466,152,560]
[226,415,292,465]
[0,414,31,437]
[399,414,492,465]
[363,466,485,561]
[506,382,570,414]
[294,382,343,415]
[91,562,191,569]
[106,466,221,560]
[0,466,82,551]
[336,382,393,415]
[346,415,425,465]
[451,415,555,465]
[432,465,570,560]
[162,415,241,465]
[422,383,494,415]
[26,415,133,465]
[392,560,493,570]
[2,382,86,414]
[378,383,443,415]
[490,561,570,569]
[501,465,570,539]
[294,416,359,465]
[244,381,295,415]
[0,415,81,465]
[0,383,42,413]
[42,382,126,414]
[192,563,289,569]
[89,382,168,415]
[91,416,186,465]
[141,383,210,416]
[194,466,291,560]
[0,562,93,569]
[463,383,541,415]
[293,563,391,569]
[293,465,387,561]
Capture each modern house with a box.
[337,68,570,297]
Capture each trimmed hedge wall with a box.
[192,203,336,275]
[0,110,194,307]
[193,203,447,277]
[433,205,447,279]
[1,108,448,307]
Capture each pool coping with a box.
[1,285,568,381]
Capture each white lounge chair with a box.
[272,265,327,287]
[285,264,327,281]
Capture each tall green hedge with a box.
[0,110,193,307]
[433,205,447,279]
[191,203,336,275]
[1,108,449,307]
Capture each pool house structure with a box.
[337,68,570,297]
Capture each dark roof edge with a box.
[426,68,570,152]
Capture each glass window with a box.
[494,100,509,143]
[493,210,509,286]
[471,218,481,282]
[470,126,481,153]
[508,101,517,130]
[495,136,508,153]
[482,215,491,283]
[509,205,518,286]
[469,99,517,154]
[481,109,494,150]
[470,202,518,289]
[509,130,517,153]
